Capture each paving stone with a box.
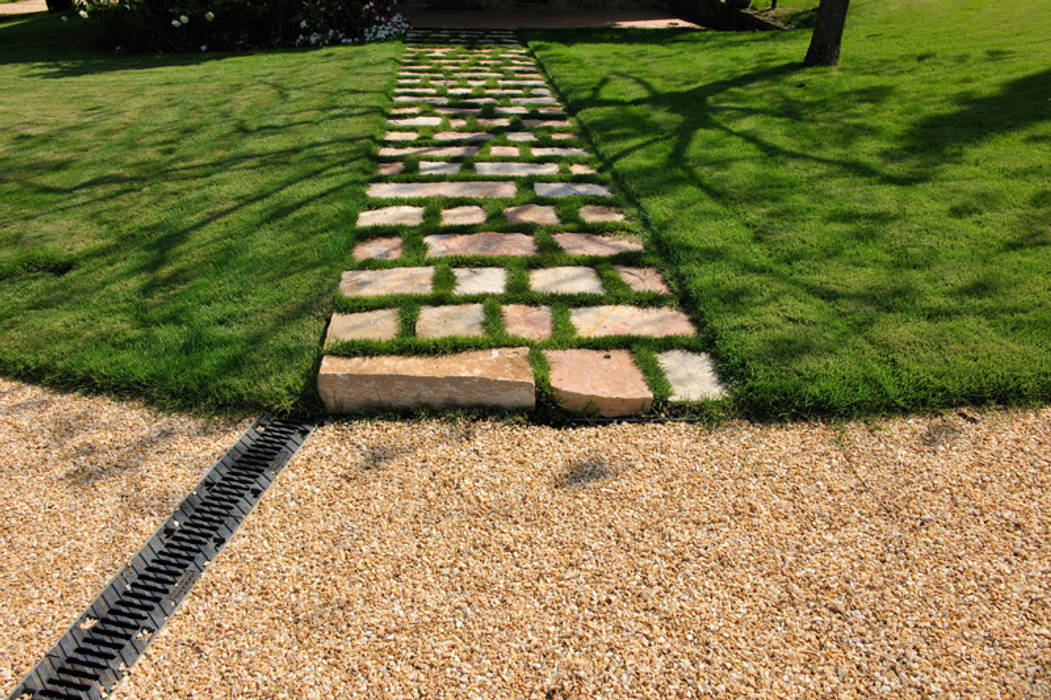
[505,204,559,225]
[523,119,573,128]
[538,108,568,116]
[454,72,502,78]
[352,237,403,261]
[390,107,421,115]
[416,303,487,337]
[552,232,644,256]
[385,130,419,141]
[475,162,559,176]
[489,145,521,157]
[579,204,625,222]
[324,309,401,344]
[570,305,696,337]
[506,131,538,142]
[494,106,529,115]
[453,267,507,294]
[531,147,590,158]
[569,163,597,175]
[544,349,652,417]
[615,266,671,294]
[501,304,552,340]
[393,96,449,104]
[368,181,516,199]
[388,116,442,127]
[357,205,424,227]
[500,80,547,86]
[656,350,727,402]
[550,133,577,140]
[339,267,433,297]
[419,161,463,175]
[477,118,512,127]
[377,161,406,176]
[424,232,537,257]
[434,131,495,142]
[379,145,480,158]
[435,107,482,115]
[447,118,470,128]
[318,347,534,412]
[535,182,612,198]
[511,97,560,105]
[530,266,604,294]
[441,205,487,225]
[394,87,438,94]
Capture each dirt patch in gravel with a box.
[110,408,1051,697]
[0,378,249,690]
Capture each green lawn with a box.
[0,15,398,413]
[527,0,1051,418]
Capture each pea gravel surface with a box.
[0,377,250,691]
[108,407,1051,698]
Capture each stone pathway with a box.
[317,29,725,417]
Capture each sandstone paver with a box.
[505,204,559,225]
[352,237,403,261]
[502,304,552,340]
[340,267,433,297]
[529,266,604,294]
[579,204,625,222]
[416,304,487,337]
[570,305,696,337]
[535,182,612,198]
[545,349,653,416]
[368,181,516,199]
[441,205,488,225]
[325,309,401,344]
[476,162,559,176]
[357,205,424,227]
[615,266,671,294]
[531,147,590,158]
[379,145,480,158]
[453,267,507,295]
[424,232,537,257]
[553,232,644,256]
[419,161,463,175]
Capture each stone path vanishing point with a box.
[318,29,726,417]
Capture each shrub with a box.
[72,0,409,52]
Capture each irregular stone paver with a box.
[477,118,512,127]
[388,116,441,127]
[424,232,537,257]
[579,205,625,222]
[419,161,463,175]
[379,145,480,158]
[357,205,424,228]
[384,131,419,141]
[340,267,433,297]
[325,309,401,344]
[656,350,727,401]
[352,237,403,261]
[506,132,538,142]
[494,107,528,115]
[377,161,406,176]
[453,267,507,295]
[434,131,495,142]
[505,204,559,225]
[615,266,671,294]
[416,303,486,337]
[570,305,696,337]
[523,119,573,128]
[535,182,612,198]
[318,348,534,411]
[441,205,487,226]
[368,181,516,199]
[529,266,604,294]
[490,145,521,157]
[544,349,653,417]
[476,162,559,176]
[390,106,420,115]
[502,304,552,340]
[569,164,597,175]
[532,147,590,158]
[553,232,645,256]
[551,133,577,141]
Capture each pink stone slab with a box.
[377,162,406,176]
[570,305,696,338]
[505,204,559,225]
[325,309,400,344]
[352,237,403,261]
[339,267,433,297]
[368,181,517,199]
[579,205,625,223]
[424,232,537,257]
[441,205,487,225]
[357,205,424,228]
[553,233,644,256]
[379,145,481,158]
[416,303,486,337]
[489,145,521,157]
[544,349,652,417]
[615,266,671,294]
[502,304,552,340]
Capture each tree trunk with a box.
[804,0,851,67]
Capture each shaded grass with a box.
[0,15,400,414]
[526,0,1051,419]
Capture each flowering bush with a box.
[72,0,408,52]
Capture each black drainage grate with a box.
[8,416,314,700]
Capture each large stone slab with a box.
[532,147,590,158]
[535,182,612,198]
[368,181,517,199]
[352,237,403,261]
[656,350,727,402]
[544,349,652,417]
[441,205,487,225]
[379,145,480,158]
[553,232,644,256]
[419,161,463,175]
[505,204,559,225]
[530,266,604,294]
[340,267,433,297]
[434,131,495,142]
[416,303,486,337]
[615,266,671,294]
[318,348,535,412]
[502,304,551,340]
[384,131,419,141]
[424,232,537,257]
[388,116,441,127]
[453,267,507,294]
[357,205,424,227]
[489,145,521,157]
[476,162,559,176]
[579,205,625,222]
[570,305,696,337]
[325,309,401,344]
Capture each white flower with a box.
[205,11,214,21]
[78,9,88,18]
[171,19,180,27]
[179,14,189,23]
[300,19,307,29]
[61,15,69,21]
[200,44,207,51]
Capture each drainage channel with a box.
[8,416,314,700]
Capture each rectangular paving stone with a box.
[434,131,495,142]
[385,131,419,141]
[453,267,507,294]
[352,236,403,261]
[435,107,483,114]
[505,204,559,225]
[379,145,481,158]
[531,147,590,158]
[417,303,486,337]
[368,181,516,199]
[377,161,406,176]
[535,182,612,198]
[317,347,535,412]
[475,162,559,176]
[579,204,624,222]
[340,267,433,297]
[441,205,487,225]
[657,350,727,402]
[615,266,671,294]
[489,145,521,157]
[506,131,538,142]
[569,164,597,175]
[390,107,421,115]
[511,97,560,104]
[388,116,442,127]
[530,266,604,294]
[357,205,425,227]
[502,304,552,340]
[393,96,449,104]
[544,349,652,417]
[494,106,529,115]
[522,119,573,128]
[553,232,644,256]
[325,309,400,344]
[570,305,696,337]
[419,161,463,175]
[425,230,536,256]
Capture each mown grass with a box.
[527,0,1051,418]
[0,14,399,413]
